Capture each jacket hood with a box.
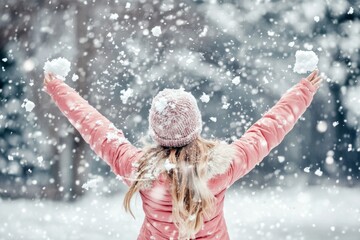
[137,142,236,190]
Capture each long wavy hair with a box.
[123,135,220,239]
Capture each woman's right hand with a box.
[305,69,323,88]
[43,73,56,85]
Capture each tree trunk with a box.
[329,82,359,185]
[69,2,96,200]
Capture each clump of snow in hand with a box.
[232,76,240,85]
[314,168,323,177]
[293,50,319,74]
[200,93,210,103]
[151,26,162,37]
[21,99,35,112]
[43,57,71,80]
[82,176,103,190]
[72,74,79,81]
[164,159,176,172]
[120,88,134,104]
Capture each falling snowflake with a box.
[151,26,162,37]
[120,88,134,104]
[21,99,35,112]
[72,74,79,81]
[82,176,103,190]
[232,76,240,85]
[200,93,210,103]
[109,13,119,20]
[314,168,323,177]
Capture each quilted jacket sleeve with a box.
[44,77,143,186]
[227,79,318,186]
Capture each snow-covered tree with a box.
[1,0,359,200]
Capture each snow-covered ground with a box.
[0,185,359,240]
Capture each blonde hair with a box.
[123,136,219,239]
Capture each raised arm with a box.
[43,74,143,186]
[228,70,322,186]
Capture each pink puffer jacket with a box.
[44,77,317,239]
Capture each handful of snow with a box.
[43,57,71,80]
[293,50,319,74]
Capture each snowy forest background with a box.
[0,0,359,239]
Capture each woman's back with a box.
[137,143,235,240]
[43,70,320,240]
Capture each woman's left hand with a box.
[305,69,323,88]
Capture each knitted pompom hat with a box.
[148,88,202,147]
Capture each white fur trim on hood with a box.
[137,142,236,190]
[206,142,236,180]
